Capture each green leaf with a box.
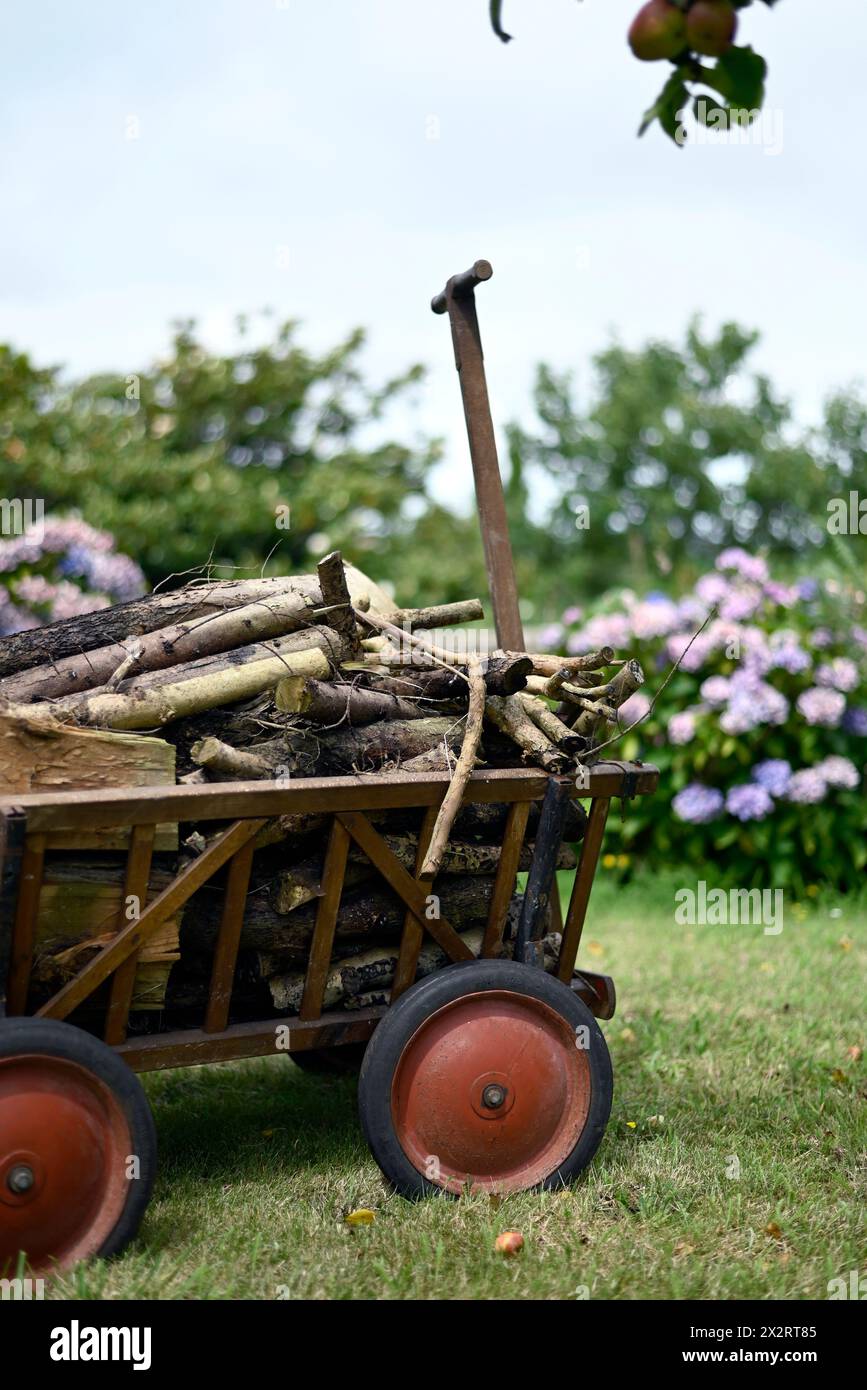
[639,73,689,144]
[706,45,767,112]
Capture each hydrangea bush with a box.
[0,517,145,636]
[552,551,867,891]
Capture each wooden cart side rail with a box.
[0,763,659,832]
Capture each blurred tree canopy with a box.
[0,319,440,595]
[508,320,867,613]
[1,316,865,618]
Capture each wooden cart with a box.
[0,762,656,1270]
[0,261,658,1271]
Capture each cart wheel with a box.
[0,1018,156,1274]
[358,959,612,1197]
[291,1043,367,1077]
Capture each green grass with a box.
[49,870,866,1301]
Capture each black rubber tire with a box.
[358,958,613,1199]
[291,1042,367,1077]
[0,1017,157,1264]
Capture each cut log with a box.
[181,872,498,963]
[29,646,331,730]
[518,695,587,755]
[484,695,571,773]
[274,677,429,726]
[272,832,576,914]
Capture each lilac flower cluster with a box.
[0,517,145,635]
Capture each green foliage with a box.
[0,321,440,596]
[560,560,867,892]
[510,319,867,612]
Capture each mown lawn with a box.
[49,871,866,1301]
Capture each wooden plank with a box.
[5,833,47,1015]
[557,797,611,982]
[337,811,474,964]
[104,823,157,1045]
[0,763,659,832]
[481,800,531,957]
[36,817,266,1022]
[115,1008,385,1073]
[390,803,440,1001]
[203,837,257,1034]
[297,818,351,1022]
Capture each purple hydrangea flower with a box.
[668,711,697,745]
[843,706,867,736]
[715,549,769,584]
[817,755,860,789]
[695,573,730,607]
[719,585,763,623]
[672,784,725,824]
[796,687,846,728]
[562,606,583,626]
[700,675,731,708]
[815,658,860,693]
[798,579,819,601]
[619,691,651,725]
[763,581,800,608]
[752,760,792,798]
[811,627,834,650]
[726,783,774,822]
[786,768,827,804]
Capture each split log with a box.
[317,550,360,656]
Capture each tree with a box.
[508,320,867,610]
[0,320,440,594]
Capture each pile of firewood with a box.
[0,553,643,1029]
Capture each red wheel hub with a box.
[391,989,592,1193]
[0,1054,131,1272]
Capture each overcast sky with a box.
[2,0,863,507]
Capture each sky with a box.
[2,0,864,510]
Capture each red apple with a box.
[495,1230,525,1256]
[628,1,688,62]
[686,0,738,58]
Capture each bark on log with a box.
[271,832,576,914]
[274,677,429,726]
[484,695,571,773]
[0,563,394,680]
[28,646,331,730]
[421,654,485,878]
[355,653,531,700]
[181,872,498,964]
[518,695,587,755]
[0,590,330,704]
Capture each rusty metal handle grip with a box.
[431,259,493,314]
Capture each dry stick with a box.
[518,693,585,754]
[353,606,486,880]
[584,606,719,759]
[420,654,485,879]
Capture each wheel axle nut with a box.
[482,1083,507,1110]
[7,1164,35,1195]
